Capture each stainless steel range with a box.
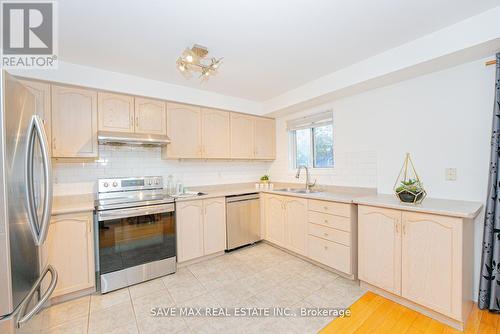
[95,176,176,293]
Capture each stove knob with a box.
[103,182,109,188]
[146,180,152,186]
[154,179,160,185]
[112,181,118,187]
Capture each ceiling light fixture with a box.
[176,44,222,80]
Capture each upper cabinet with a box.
[19,79,52,156]
[51,85,98,158]
[98,92,134,133]
[165,103,202,158]
[230,114,276,160]
[230,113,255,159]
[201,108,230,159]
[254,117,275,159]
[134,97,167,135]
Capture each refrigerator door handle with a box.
[24,116,39,244]
[16,265,58,327]
[33,115,52,245]
[24,115,53,246]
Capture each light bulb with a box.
[185,55,193,63]
[178,64,186,72]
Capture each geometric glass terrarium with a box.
[393,153,427,204]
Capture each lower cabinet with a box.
[40,212,95,298]
[263,194,307,255]
[358,205,473,327]
[176,197,226,263]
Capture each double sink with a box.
[274,187,323,194]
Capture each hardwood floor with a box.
[320,292,500,334]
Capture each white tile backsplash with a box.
[53,145,271,196]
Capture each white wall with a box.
[54,145,271,196]
[269,57,496,300]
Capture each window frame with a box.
[288,116,334,170]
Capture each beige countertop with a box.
[52,193,95,215]
[354,194,483,219]
[177,182,376,204]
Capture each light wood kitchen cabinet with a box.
[254,117,275,159]
[203,198,227,255]
[284,197,308,255]
[201,108,230,158]
[165,103,202,158]
[134,97,166,135]
[357,203,475,330]
[51,85,98,158]
[264,194,307,254]
[358,206,401,295]
[230,113,255,159]
[264,194,286,247]
[19,79,52,155]
[98,92,134,133]
[176,197,226,262]
[40,212,95,298]
[176,200,204,262]
[401,211,462,319]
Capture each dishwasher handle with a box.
[226,193,260,203]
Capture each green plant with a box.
[260,175,269,182]
[395,179,422,193]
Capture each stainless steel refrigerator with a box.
[0,72,58,333]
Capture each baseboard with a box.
[262,240,356,280]
[360,281,465,331]
[45,286,95,308]
[177,251,226,267]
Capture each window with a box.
[288,111,333,169]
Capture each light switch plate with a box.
[445,168,457,181]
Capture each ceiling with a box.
[59,0,500,101]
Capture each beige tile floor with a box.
[19,243,366,334]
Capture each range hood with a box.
[98,131,170,146]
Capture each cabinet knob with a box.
[324,219,328,223]
[324,246,328,250]
[323,233,328,237]
[324,206,328,210]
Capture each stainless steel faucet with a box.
[295,165,316,192]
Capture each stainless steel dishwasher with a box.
[226,193,261,250]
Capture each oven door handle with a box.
[98,203,175,221]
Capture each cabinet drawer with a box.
[308,223,350,246]
[308,235,351,274]
[308,211,351,232]
[308,200,351,217]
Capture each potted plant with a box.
[260,175,270,183]
[393,153,427,204]
[395,179,426,203]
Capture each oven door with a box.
[97,203,175,276]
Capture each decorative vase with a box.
[393,153,427,204]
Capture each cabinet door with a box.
[285,197,307,255]
[98,92,134,133]
[19,80,52,156]
[265,195,286,247]
[401,212,461,319]
[51,85,98,158]
[201,108,230,158]
[41,213,95,297]
[176,200,204,262]
[134,97,166,135]
[203,198,226,255]
[165,103,202,158]
[254,117,275,160]
[358,206,402,295]
[230,113,254,159]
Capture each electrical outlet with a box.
[445,168,457,181]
